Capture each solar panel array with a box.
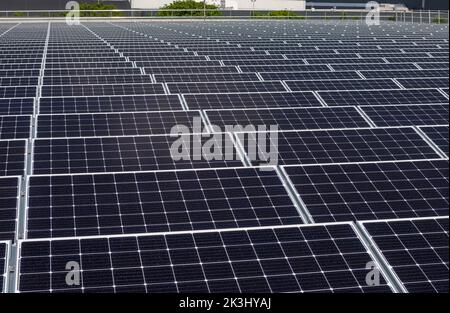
[0,20,448,293]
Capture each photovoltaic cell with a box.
[283,160,449,223]
[18,223,393,293]
[419,126,449,156]
[184,92,322,110]
[36,111,204,138]
[237,127,441,166]
[360,105,449,127]
[38,95,183,114]
[0,176,20,241]
[26,167,303,238]
[361,217,448,293]
[318,89,448,106]
[204,107,370,131]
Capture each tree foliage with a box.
[157,0,222,17]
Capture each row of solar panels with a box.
[1,104,448,139]
[0,124,448,175]
[1,69,450,87]
[1,216,448,293]
[0,78,448,98]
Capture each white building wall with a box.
[131,0,306,10]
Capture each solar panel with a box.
[330,63,419,71]
[360,217,449,293]
[417,62,449,70]
[0,98,34,116]
[0,176,20,241]
[396,78,449,89]
[41,83,166,97]
[167,81,287,94]
[26,167,304,238]
[154,73,259,83]
[0,86,36,98]
[0,115,31,140]
[184,91,322,110]
[0,241,9,293]
[42,75,154,86]
[283,160,448,223]
[0,69,40,77]
[237,127,441,166]
[239,64,330,73]
[0,77,39,86]
[318,89,448,106]
[0,139,26,177]
[223,59,306,66]
[38,95,183,114]
[360,104,449,127]
[17,223,394,293]
[306,58,387,65]
[144,66,239,75]
[419,126,449,156]
[32,133,244,174]
[45,68,142,77]
[260,71,361,81]
[204,107,371,131]
[36,111,204,138]
[360,69,449,79]
[285,79,400,92]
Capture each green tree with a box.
[157,0,222,17]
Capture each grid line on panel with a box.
[17,223,394,293]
